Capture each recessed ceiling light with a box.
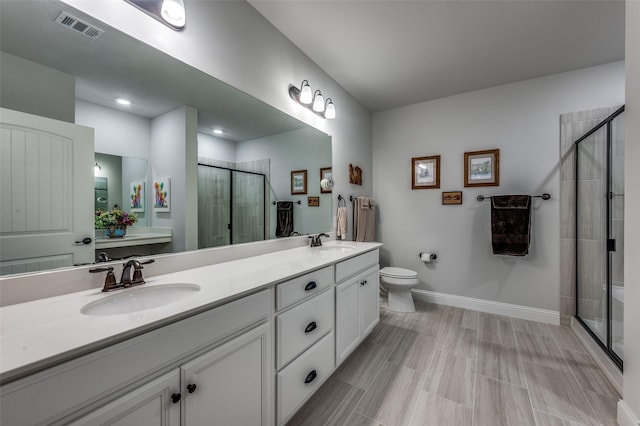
[213,129,223,135]
[115,98,131,106]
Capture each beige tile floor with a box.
[287,300,620,426]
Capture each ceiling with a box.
[249,0,625,112]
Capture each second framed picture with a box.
[291,170,307,195]
[464,149,500,187]
[411,155,440,189]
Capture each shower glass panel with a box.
[197,165,266,249]
[610,114,624,359]
[575,107,624,369]
[198,166,231,249]
[232,171,265,245]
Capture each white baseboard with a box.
[411,289,560,325]
[618,400,640,426]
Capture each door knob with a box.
[187,383,197,393]
[75,237,92,245]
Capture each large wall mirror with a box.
[0,0,332,276]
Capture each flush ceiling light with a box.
[124,0,186,30]
[115,97,131,106]
[288,80,336,119]
[312,90,325,112]
[213,129,223,135]
[324,98,336,120]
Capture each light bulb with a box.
[300,81,312,104]
[161,0,186,28]
[313,90,325,112]
[324,99,336,119]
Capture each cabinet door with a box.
[181,322,271,426]
[360,266,380,338]
[335,276,361,366]
[68,370,180,426]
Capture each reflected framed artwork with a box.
[130,181,145,212]
[411,155,440,189]
[464,149,500,187]
[320,167,332,193]
[291,170,307,195]
[153,177,171,211]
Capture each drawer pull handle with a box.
[304,370,317,384]
[187,383,197,394]
[305,321,317,333]
[171,393,181,404]
[304,281,317,291]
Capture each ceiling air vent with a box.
[54,11,104,40]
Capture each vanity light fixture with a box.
[124,0,186,30]
[115,97,131,106]
[312,90,325,113]
[288,80,336,119]
[324,98,336,120]
[94,162,102,175]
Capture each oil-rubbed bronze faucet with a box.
[90,258,155,292]
[308,233,330,247]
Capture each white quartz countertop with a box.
[0,241,381,384]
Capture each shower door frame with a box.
[197,163,267,245]
[574,105,624,371]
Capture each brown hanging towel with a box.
[276,201,294,237]
[490,195,531,256]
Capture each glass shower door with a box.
[198,166,231,248]
[576,126,608,344]
[232,171,265,244]
[575,107,624,369]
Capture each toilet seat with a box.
[379,267,418,279]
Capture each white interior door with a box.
[0,107,94,275]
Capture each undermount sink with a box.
[81,283,201,316]
[315,243,356,254]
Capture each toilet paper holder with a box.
[418,252,437,260]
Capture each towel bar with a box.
[476,193,551,202]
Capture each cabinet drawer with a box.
[276,265,333,311]
[335,249,379,283]
[276,288,334,370]
[277,332,334,425]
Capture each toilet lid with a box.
[380,267,418,279]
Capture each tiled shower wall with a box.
[559,106,619,326]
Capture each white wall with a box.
[0,52,75,123]
[150,106,198,252]
[237,127,332,237]
[198,133,237,163]
[75,100,151,159]
[622,1,640,423]
[60,0,374,238]
[373,62,625,311]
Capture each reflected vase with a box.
[106,225,127,238]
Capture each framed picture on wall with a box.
[411,155,440,189]
[442,191,463,205]
[291,170,307,195]
[464,149,500,187]
[320,167,332,193]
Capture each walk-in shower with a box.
[575,106,624,369]
[197,164,266,248]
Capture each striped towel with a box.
[336,206,348,240]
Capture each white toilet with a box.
[379,267,419,313]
